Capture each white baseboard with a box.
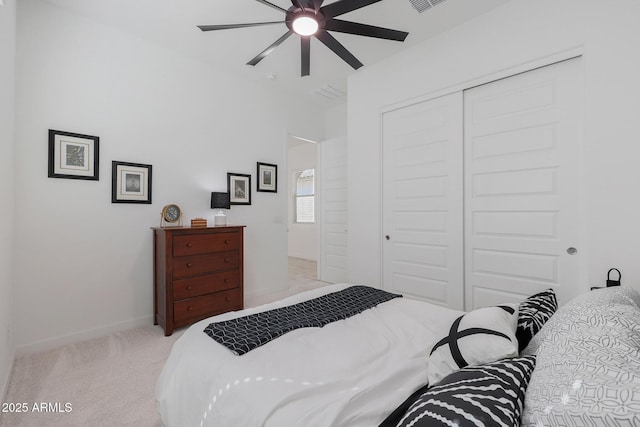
[15,315,154,356]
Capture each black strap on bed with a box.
[203,285,402,355]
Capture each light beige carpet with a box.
[0,326,182,427]
[1,259,329,427]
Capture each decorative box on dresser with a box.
[152,225,245,336]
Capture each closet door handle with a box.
[385,235,390,241]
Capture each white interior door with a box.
[382,93,464,309]
[464,58,583,308]
[318,137,348,283]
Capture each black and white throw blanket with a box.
[203,285,402,355]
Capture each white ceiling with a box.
[43,0,511,105]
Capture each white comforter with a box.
[156,283,462,427]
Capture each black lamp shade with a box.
[211,192,230,209]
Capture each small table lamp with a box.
[210,192,230,226]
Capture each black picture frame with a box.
[227,172,252,205]
[48,129,99,180]
[257,162,278,193]
[111,161,152,204]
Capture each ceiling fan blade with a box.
[247,31,293,66]
[325,19,408,41]
[309,0,324,11]
[255,0,288,13]
[198,22,284,31]
[321,0,382,18]
[315,30,363,70]
[291,0,307,11]
[301,37,310,76]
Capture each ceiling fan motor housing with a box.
[286,7,326,34]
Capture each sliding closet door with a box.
[382,92,464,309]
[463,58,583,308]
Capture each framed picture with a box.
[227,172,251,205]
[48,129,99,180]
[257,162,278,193]
[112,161,152,204]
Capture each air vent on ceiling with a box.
[409,0,447,13]
[311,85,346,101]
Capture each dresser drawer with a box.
[173,251,239,279]
[173,232,240,257]
[154,225,245,336]
[173,271,239,301]
[173,289,242,327]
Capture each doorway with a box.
[286,134,349,288]
[287,135,320,287]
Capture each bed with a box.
[155,283,640,427]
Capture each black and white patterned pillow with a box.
[397,356,536,427]
[516,288,557,352]
[428,304,519,385]
[521,287,640,426]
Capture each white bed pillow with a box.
[428,303,519,385]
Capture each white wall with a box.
[13,0,326,353]
[287,139,318,261]
[325,103,347,140]
[348,0,640,293]
[0,0,16,397]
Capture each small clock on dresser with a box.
[161,204,182,227]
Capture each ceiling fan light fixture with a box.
[198,0,410,76]
[292,15,319,36]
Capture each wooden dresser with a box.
[152,225,245,336]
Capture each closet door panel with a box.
[382,93,464,309]
[464,58,583,308]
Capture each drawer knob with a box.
[187,306,193,311]
[186,263,192,268]
[186,286,192,291]
[225,297,230,302]
[224,239,230,244]
[186,242,193,248]
[224,258,230,263]
[224,278,229,283]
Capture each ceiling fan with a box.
[198,0,409,77]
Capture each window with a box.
[294,169,315,223]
